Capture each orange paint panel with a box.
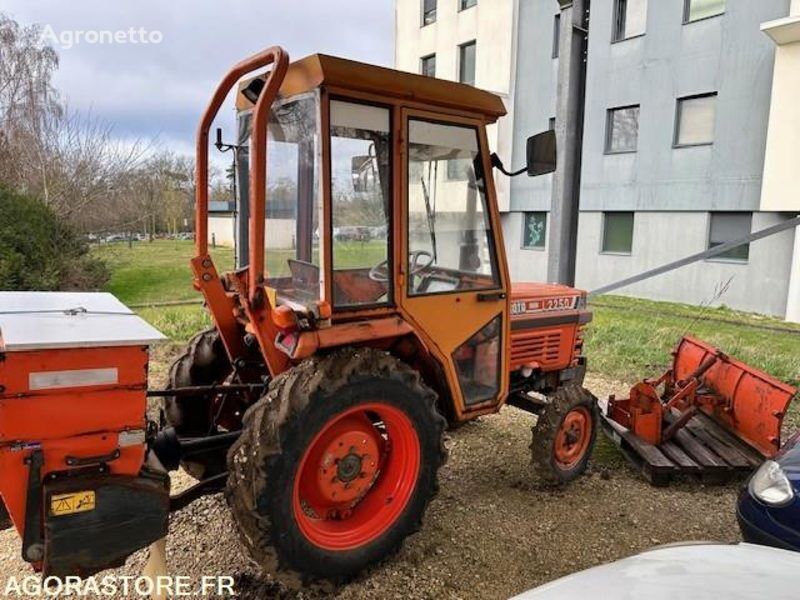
[0,344,149,542]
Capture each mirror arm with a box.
[490,152,527,178]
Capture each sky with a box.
[3,1,395,162]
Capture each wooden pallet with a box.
[599,409,764,486]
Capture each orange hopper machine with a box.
[0,291,167,576]
[600,336,797,485]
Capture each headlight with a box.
[749,460,795,507]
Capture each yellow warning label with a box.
[50,491,96,516]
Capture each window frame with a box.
[601,211,635,255]
[605,104,641,155]
[326,96,396,312]
[612,0,647,43]
[404,116,502,298]
[420,53,436,78]
[705,212,752,264]
[683,0,725,25]
[421,0,437,27]
[459,0,477,12]
[521,212,548,251]
[458,40,477,86]
[552,14,561,59]
[673,92,718,148]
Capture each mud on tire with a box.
[225,347,447,588]
[165,328,233,480]
[530,384,598,486]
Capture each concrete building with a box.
[509,0,799,319]
[394,0,519,211]
[396,0,800,320]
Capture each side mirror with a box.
[351,155,378,193]
[526,130,557,177]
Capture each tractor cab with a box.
[231,54,511,317]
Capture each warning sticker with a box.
[50,491,96,516]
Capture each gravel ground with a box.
[0,372,745,599]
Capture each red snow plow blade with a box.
[605,336,796,478]
[670,336,795,457]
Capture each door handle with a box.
[476,292,507,302]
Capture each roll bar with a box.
[194,46,289,301]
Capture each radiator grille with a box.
[510,330,564,368]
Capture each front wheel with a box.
[530,384,598,485]
[226,348,447,587]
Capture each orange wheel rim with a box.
[553,407,592,469]
[292,403,421,551]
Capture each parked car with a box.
[512,542,800,600]
[737,431,800,551]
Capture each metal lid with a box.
[0,292,166,352]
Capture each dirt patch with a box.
[0,373,744,599]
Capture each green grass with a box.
[586,295,800,388]
[93,240,235,305]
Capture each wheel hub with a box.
[337,453,364,483]
[314,421,381,505]
[554,407,593,469]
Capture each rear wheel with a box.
[165,328,233,480]
[226,348,447,587]
[530,384,597,485]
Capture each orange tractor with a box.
[0,48,596,585]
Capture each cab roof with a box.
[236,53,507,123]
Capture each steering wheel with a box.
[368,250,434,282]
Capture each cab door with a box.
[396,108,510,420]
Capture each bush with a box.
[0,187,109,291]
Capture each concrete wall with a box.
[208,216,235,247]
[208,217,296,249]
[394,0,518,210]
[574,211,796,316]
[580,0,789,212]
[501,212,549,283]
[508,0,558,213]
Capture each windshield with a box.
[407,119,499,296]
[244,92,320,304]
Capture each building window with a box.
[684,0,725,23]
[420,54,436,78]
[459,41,476,86]
[605,105,640,153]
[708,212,751,262]
[613,0,648,42]
[522,213,547,250]
[675,93,717,147]
[602,212,634,254]
[422,0,437,26]
[460,0,477,10]
[552,14,561,58]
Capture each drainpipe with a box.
[547,0,589,285]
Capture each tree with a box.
[0,187,108,290]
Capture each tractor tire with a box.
[165,328,233,480]
[530,384,598,486]
[226,347,447,588]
